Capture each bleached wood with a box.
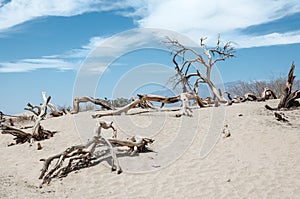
[92,93,207,118]
[165,35,234,103]
[39,121,154,186]
[1,92,55,146]
[71,96,115,114]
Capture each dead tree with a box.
[165,35,235,103]
[71,96,116,114]
[39,121,154,186]
[1,92,55,146]
[92,93,207,118]
[266,63,300,110]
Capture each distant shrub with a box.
[110,98,130,107]
[227,77,300,98]
[57,105,72,113]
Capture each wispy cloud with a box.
[0,36,106,72]
[131,0,300,47]
[1,0,300,47]
[0,58,78,72]
[0,0,132,31]
[1,0,300,73]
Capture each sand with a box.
[1,99,299,198]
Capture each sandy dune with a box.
[1,99,299,198]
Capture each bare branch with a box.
[165,35,234,102]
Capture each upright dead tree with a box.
[266,63,300,110]
[166,34,235,103]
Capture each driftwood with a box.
[274,112,289,123]
[131,96,156,109]
[92,98,142,118]
[225,87,276,104]
[109,136,154,155]
[222,124,231,138]
[25,93,65,117]
[39,121,154,186]
[266,63,300,110]
[1,125,54,146]
[241,93,257,102]
[1,92,55,146]
[71,96,116,114]
[258,87,277,101]
[224,92,233,105]
[92,93,207,118]
[24,103,41,116]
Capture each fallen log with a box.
[71,96,116,114]
[92,98,142,118]
[92,92,205,118]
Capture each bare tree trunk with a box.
[207,81,227,103]
[265,63,300,110]
[277,63,299,109]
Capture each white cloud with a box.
[1,0,300,73]
[132,0,300,47]
[0,58,78,72]
[0,0,131,31]
[1,0,300,47]
[0,35,106,72]
[233,30,300,48]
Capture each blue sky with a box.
[0,0,300,114]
